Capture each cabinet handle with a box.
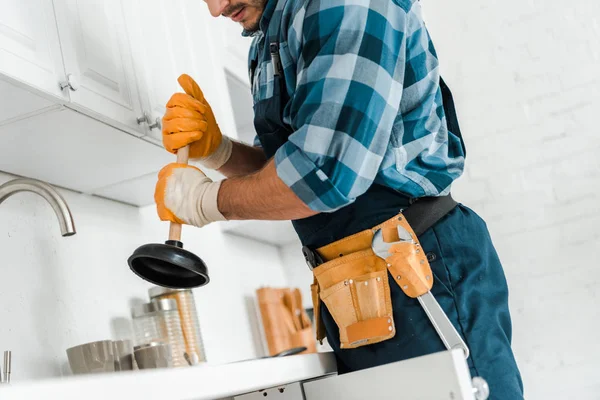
[136,114,149,125]
[59,74,80,91]
[148,117,161,130]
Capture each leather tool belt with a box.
[304,195,458,349]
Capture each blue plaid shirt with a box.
[247,0,465,212]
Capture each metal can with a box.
[131,299,187,367]
[149,287,206,364]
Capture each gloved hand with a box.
[162,74,233,169]
[155,163,226,228]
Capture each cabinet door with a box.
[0,0,66,98]
[215,17,252,85]
[186,1,241,142]
[125,0,193,142]
[205,14,254,142]
[125,0,227,142]
[53,0,144,135]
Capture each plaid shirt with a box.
[247,0,465,212]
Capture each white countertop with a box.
[0,353,337,400]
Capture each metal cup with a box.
[112,340,134,371]
[66,340,115,375]
[134,342,172,370]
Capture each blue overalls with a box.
[250,26,524,400]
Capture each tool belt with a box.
[305,195,458,349]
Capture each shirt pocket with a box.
[252,60,276,103]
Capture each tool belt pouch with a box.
[312,250,395,349]
[379,218,435,300]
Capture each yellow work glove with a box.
[162,74,233,168]
[154,163,226,228]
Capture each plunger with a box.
[128,145,209,289]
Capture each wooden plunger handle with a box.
[168,145,190,242]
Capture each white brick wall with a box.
[422,0,600,398]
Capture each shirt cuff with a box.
[274,141,350,213]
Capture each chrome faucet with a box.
[0,179,75,384]
[0,178,76,236]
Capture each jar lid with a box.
[131,298,177,318]
[148,286,190,299]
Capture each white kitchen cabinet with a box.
[91,172,158,206]
[215,17,253,86]
[0,79,58,126]
[225,70,257,145]
[191,9,247,143]
[0,106,172,195]
[52,0,145,136]
[0,0,265,207]
[125,0,235,144]
[0,0,66,98]
[124,0,192,142]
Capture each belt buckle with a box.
[302,246,324,271]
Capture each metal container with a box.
[149,287,206,364]
[131,299,187,367]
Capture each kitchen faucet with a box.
[0,178,76,384]
[0,178,76,236]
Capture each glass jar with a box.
[131,299,187,367]
[149,287,206,364]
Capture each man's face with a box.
[204,0,268,32]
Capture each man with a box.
[156,0,524,398]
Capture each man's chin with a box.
[240,17,260,32]
[241,24,259,32]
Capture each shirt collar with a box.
[242,0,278,37]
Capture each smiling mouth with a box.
[229,6,245,21]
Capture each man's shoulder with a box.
[392,0,414,13]
[277,0,418,42]
[278,0,309,24]
[279,0,308,14]
[283,0,416,15]
[279,0,417,34]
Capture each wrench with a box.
[372,226,469,359]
